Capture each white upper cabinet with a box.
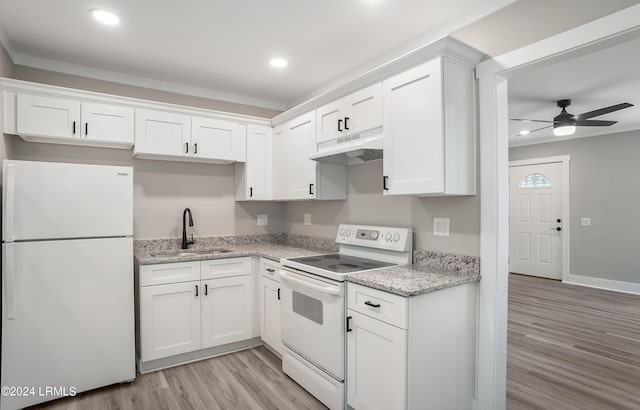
[192,116,246,162]
[271,125,288,200]
[382,56,476,196]
[235,124,272,201]
[134,109,191,157]
[14,94,134,147]
[286,111,318,199]
[316,83,382,144]
[134,110,247,164]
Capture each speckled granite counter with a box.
[135,243,325,265]
[347,265,480,297]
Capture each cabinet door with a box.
[192,116,246,162]
[316,99,343,144]
[272,125,288,200]
[16,94,80,139]
[347,310,407,410]
[383,59,444,195]
[140,281,201,362]
[201,275,253,348]
[134,109,191,156]
[259,276,282,355]
[81,102,134,145]
[286,111,317,199]
[245,124,273,200]
[342,83,382,136]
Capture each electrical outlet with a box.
[580,217,591,226]
[304,214,312,225]
[433,217,450,237]
[257,214,268,226]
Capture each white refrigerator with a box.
[2,160,135,410]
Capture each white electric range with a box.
[279,224,412,410]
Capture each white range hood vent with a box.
[309,128,383,165]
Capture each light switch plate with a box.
[257,214,268,226]
[304,214,312,226]
[580,217,591,226]
[433,217,450,237]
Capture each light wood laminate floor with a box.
[29,346,327,410]
[508,273,640,409]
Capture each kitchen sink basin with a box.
[150,248,233,258]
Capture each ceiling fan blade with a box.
[575,103,633,120]
[517,125,552,136]
[574,120,617,126]
[510,118,554,123]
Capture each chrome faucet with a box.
[182,208,195,249]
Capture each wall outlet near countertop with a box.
[257,214,268,226]
[304,213,312,225]
[433,217,450,237]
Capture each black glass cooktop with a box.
[287,254,394,273]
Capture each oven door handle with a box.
[280,270,341,296]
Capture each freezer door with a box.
[3,160,133,241]
[1,238,135,410]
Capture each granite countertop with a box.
[346,264,480,297]
[135,243,325,265]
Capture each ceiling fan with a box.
[511,99,634,137]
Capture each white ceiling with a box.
[508,36,640,147]
[0,0,638,112]
[0,0,514,110]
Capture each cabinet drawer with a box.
[261,259,280,282]
[347,283,408,329]
[139,261,201,287]
[201,257,251,279]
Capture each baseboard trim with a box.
[564,274,640,295]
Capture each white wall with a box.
[509,131,640,283]
[285,160,480,256]
[1,60,284,239]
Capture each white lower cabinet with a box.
[258,259,283,355]
[137,257,254,369]
[346,282,478,410]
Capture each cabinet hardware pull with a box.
[309,183,315,195]
[205,284,208,296]
[277,288,281,300]
[344,117,350,130]
[346,316,353,332]
[250,187,253,197]
[72,121,76,135]
[383,176,389,191]
[195,284,199,297]
[266,268,275,273]
[185,142,189,153]
[194,143,198,154]
[364,300,381,308]
[338,118,343,132]
[85,122,88,136]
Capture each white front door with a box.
[509,162,564,279]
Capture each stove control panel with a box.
[336,224,412,252]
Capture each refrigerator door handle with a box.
[4,163,15,241]
[3,243,16,319]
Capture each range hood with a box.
[309,129,383,165]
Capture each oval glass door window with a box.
[520,173,551,188]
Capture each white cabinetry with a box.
[235,124,273,200]
[283,112,347,200]
[316,83,382,144]
[258,259,282,355]
[382,57,476,196]
[12,94,134,147]
[137,257,254,371]
[272,125,288,200]
[346,282,477,410]
[134,110,246,164]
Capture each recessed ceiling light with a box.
[269,58,288,68]
[90,9,120,26]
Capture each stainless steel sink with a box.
[150,248,233,258]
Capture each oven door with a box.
[280,267,345,381]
